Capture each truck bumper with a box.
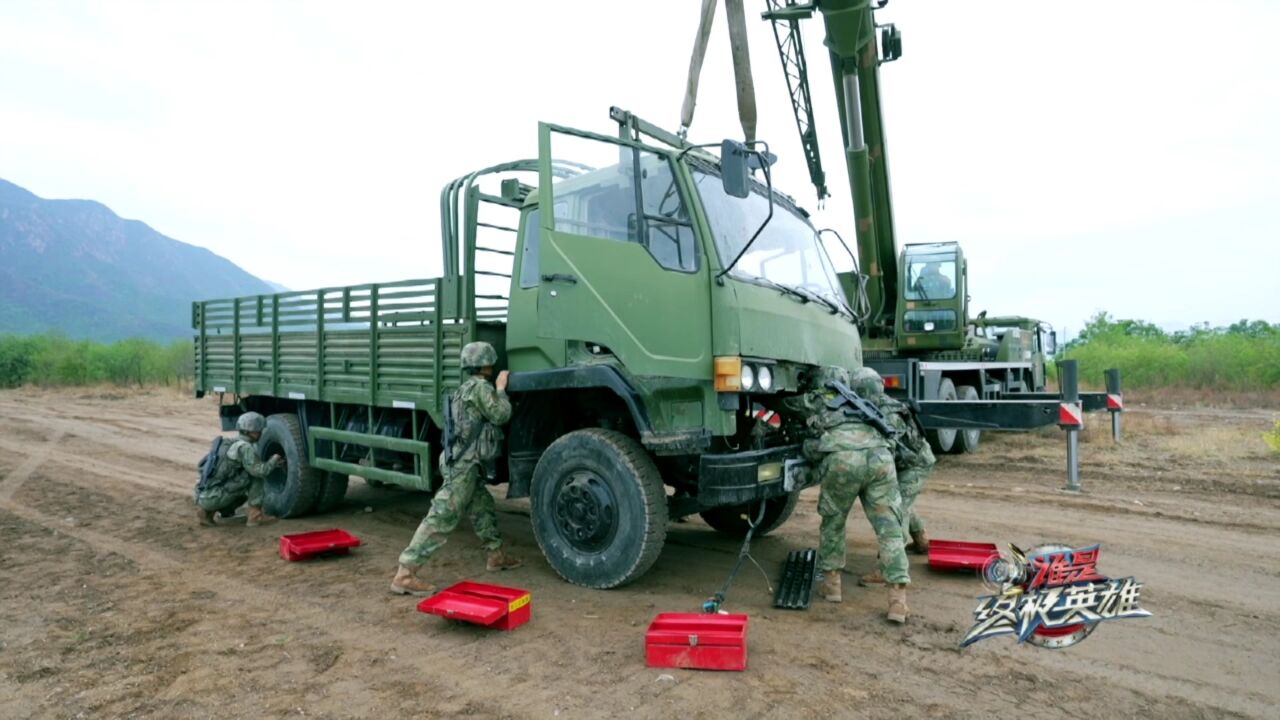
[697,444,813,508]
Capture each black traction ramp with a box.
[774,548,817,609]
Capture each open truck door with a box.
[535,123,711,378]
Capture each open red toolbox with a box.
[279,529,361,561]
[417,581,531,631]
[645,613,748,671]
[927,539,999,571]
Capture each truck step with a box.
[774,548,817,610]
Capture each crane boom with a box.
[762,0,901,337]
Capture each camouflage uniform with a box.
[398,374,511,568]
[788,367,909,585]
[878,395,935,538]
[194,429,281,515]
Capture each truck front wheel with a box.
[699,491,799,538]
[926,378,959,454]
[530,428,668,589]
[258,413,323,518]
[951,385,982,454]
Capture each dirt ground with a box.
[1,387,1277,719]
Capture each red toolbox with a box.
[927,539,999,571]
[417,581,531,631]
[645,613,749,672]
[279,529,361,561]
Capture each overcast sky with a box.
[3,0,1278,338]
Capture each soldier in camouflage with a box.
[856,369,936,586]
[390,341,522,595]
[794,365,910,623]
[193,411,282,527]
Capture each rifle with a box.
[443,394,456,463]
[824,380,920,464]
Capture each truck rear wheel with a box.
[530,428,668,589]
[699,491,799,538]
[258,413,323,518]
[952,385,982,454]
[312,472,349,514]
[926,378,958,454]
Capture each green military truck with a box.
[193,108,865,589]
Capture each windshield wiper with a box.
[792,285,848,318]
[746,275,811,305]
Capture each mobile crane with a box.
[760,0,1089,452]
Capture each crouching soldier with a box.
[793,366,911,624]
[390,341,522,596]
[194,411,282,527]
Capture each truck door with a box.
[535,123,711,378]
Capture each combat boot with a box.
[486,549,523,572]
[908,529,929,554]
[196,507,216,527]
[389,565,435,596]
[245,505,277,527]
[859,570,886,587]
[820,570,842,603]
[887,584,909,624]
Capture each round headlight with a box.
[923,321,936,332]
[756,365,773,391]
[740,364,755,391]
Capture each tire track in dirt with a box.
[0,436,188,498]
[0,430,64,502]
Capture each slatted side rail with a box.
[195,278,466,420]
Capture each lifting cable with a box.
[702,499,775,613]
[679,0,758,143]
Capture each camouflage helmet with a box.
[812,365,851,389]
[849,367,884,397]
[237,411,266,434]
[460,341,498,369]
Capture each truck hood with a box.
[727,280,863,368]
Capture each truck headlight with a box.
[740,364,755,391]
[756,365,773,391]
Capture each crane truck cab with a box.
[193,108,865,589]
[896,242,966,351]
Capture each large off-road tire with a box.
[258,413,323,518]
[951,385,982,454]
[926,378,958,454]
[312,472,349,514]
[698,491,799,538]
[530,428,668,589]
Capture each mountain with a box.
[0,178,274,341]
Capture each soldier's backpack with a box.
[196,436,232,491]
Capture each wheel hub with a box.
[553,470,617,553]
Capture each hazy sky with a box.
[3,1,1277,338]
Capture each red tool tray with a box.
[417,581,531,631]
[279,529,361,561]
[928,539,999,571]
[645,613,748,672]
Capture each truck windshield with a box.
[904,247,957,301]
[692,168,847,311]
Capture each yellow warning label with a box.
[508,594,531,613]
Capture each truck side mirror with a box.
[1046,330,1058,355]
[720,139,751,198]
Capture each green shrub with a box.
[1060,313,1280,391]
[0,334,193,388]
